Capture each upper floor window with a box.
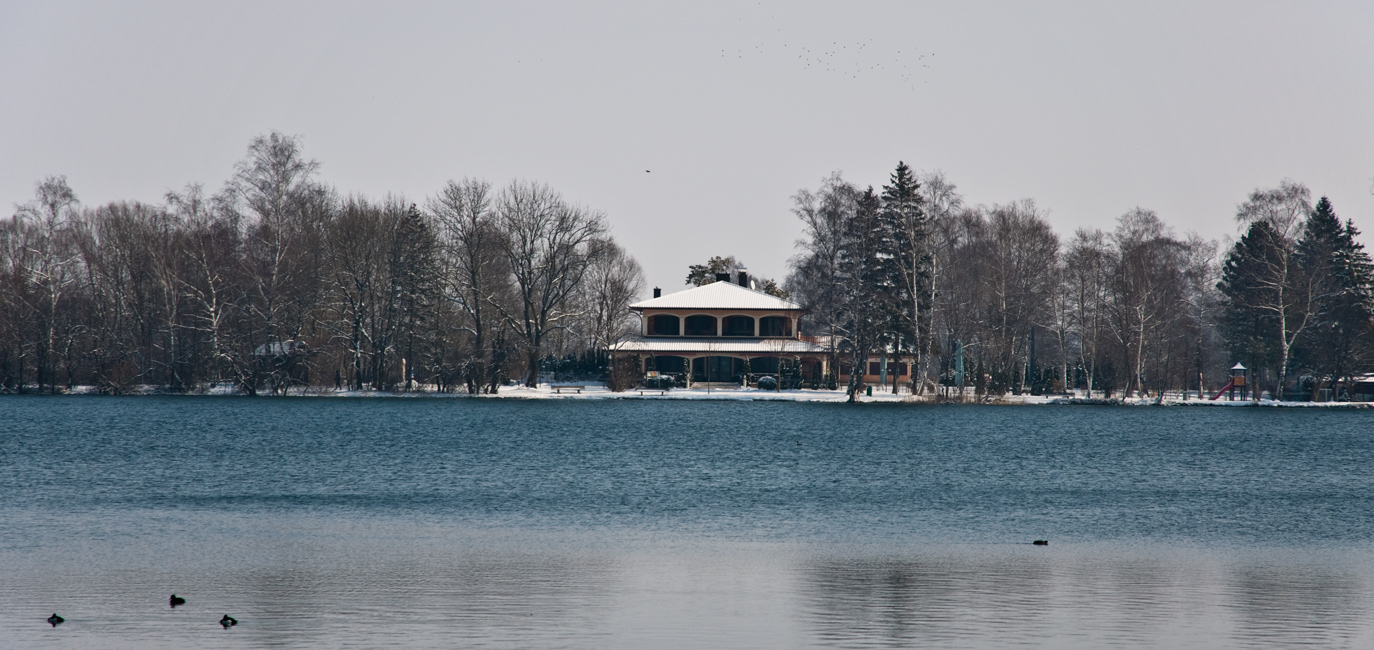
[684,315,717,336]
[722,315,755,337]
[759,316,792,337]
[649,314,680,336]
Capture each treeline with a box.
[0,133,642,394]
[787,164,1374,400]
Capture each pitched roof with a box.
[631,281,802,311]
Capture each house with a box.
[1351,373,1374,402]
[609,273,830,386]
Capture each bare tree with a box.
[0,212,34,390]
[1181,234,1222,397]
[1109,209,1189,397]
[493,181,607,387]
[14,176,81,393]
[917,170,964,393]
[1064,228,1113,396]
[582,238,644,363]
[227,132,329,394]
[974,201,1059,394]
[165,185,234,387]
[428,178,513,393]
[786,172,859,389]
[323,197,397,389]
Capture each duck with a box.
[220,614,237,628]
[47,613,64,627]
[170,594,186,608]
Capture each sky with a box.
[3,1,1373,292]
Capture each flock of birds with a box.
[718,37,934,92]
[46,594,237,630]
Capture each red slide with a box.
[1210,378,1236,400]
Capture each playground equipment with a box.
[1211,363,1247,401]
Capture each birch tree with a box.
[14,176,81,393]
[1219,181,1314,398]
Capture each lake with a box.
[2,397,1372,648]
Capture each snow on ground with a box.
[490,384,903,402]
[22,383,1374,407]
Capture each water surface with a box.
[2,397,1371,648]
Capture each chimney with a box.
[737,269,749,288]
[653,287,661,298]
[714,272,731,283]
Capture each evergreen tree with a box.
[685,256,741,286]
[880,161,929,390]
[1221,181,1313,398]
[684,255,788,297]
[1293,198,1374,398]
[1218,220,1286,384]
[837,187,893,401]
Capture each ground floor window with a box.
[692,356,743,382]
[653,355,687,373]
[750,357,780,374]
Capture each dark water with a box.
[2,397,1372,648]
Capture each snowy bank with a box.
[21,384,1374,407]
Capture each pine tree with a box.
[685,256,740,286]
[1218,220,1285,381]
[880,161,929,392]
[837,187,891,401]
[1294,198,1374,398]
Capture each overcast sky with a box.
[3,1,1372,292]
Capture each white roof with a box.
[631,281,802,311]
[610,337,826,355]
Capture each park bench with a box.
[552,385,586,394]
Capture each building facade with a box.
[609,276,830,387]
[609,275,917,390]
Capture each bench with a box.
[552,385,586,394]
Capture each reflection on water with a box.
[229,553,620,648]
[1226,562,1366,648]
[803,554,1056,648]
[5,521,1374,649]
[800,549,1374,649]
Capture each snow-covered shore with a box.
[40,383,1374,407]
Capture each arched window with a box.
[653,355,687,373]
[759,316,792,337]
[649,314,680,335]
[722,315,755,337]
[684,315,717,336]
